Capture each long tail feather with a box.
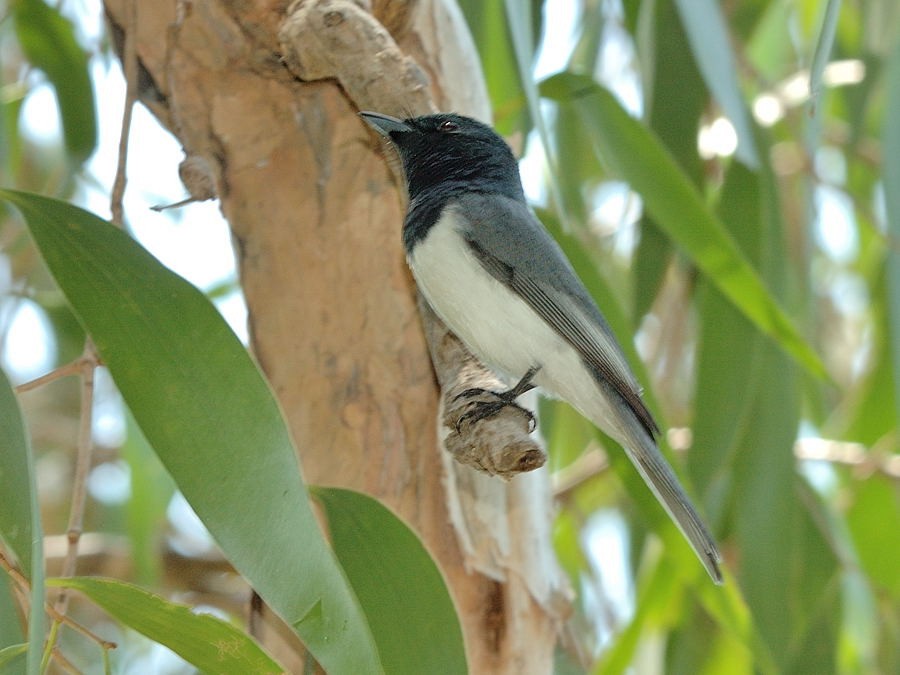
[599,381,723,584]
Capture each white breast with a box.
[408,211,620,433]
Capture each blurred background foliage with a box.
[1,0,899,672]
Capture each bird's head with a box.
[359,112,524,202]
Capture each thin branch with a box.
[53,341,98,618]
[795,435,900,479]
[40,620,59,673]
[110,0,139,227]
[14,358,88,393]
[551,431,900,498]
[0,548,31,596]
[43,0,138,657]
[552,448,608,500]
[0,549,117,651]
[46,601,118,651]
[49,647,81,675]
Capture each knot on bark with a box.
[178,155,217,202]
[278,0,431,116]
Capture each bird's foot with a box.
[453,366,540,433]
[454,392,536,433]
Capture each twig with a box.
[14,358,89,393]
[550,432,900,498]
[795,435,900,479]
[40,620,59,672]
[552,448,608,499]
[46,600,117,650]
[0,548,31,599]
[53,341,98,618]
[49,647,81,675]
[110,0,139,227]
[0,550,117,651]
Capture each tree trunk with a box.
[103,1,568,671]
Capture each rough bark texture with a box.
[103,0,569,671]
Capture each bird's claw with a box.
[455,387,490,401]
[454,367,540,432]
[455,395,536,433]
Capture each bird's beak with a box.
[359,111,412,138]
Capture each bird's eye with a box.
[438,120,459,133]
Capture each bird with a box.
[360,110,722,584]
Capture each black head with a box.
[360,112,525,204]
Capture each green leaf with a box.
[503,0,571,219]
[547,104,595,225]
[746,1,796,80]
[694,570,779,675]
[691,163,764,498]
[549,1,610,225]
[671,0,759,168]
[1,95,27,179]
[883,40,900,431]
[42,302,86,369]
[313,488,466,675]
[0,367,44,675]
[0,368,36,575]
[12,0,97,161]
[0,191,383,674]
[457,0,528,135]
[704,156,805,669]
[47,577,283,674]
[786,483,844,673]
[502,0,540,122]
[121,411,174,586]
[0,577,25,667]
[808,0,843,117]
[729,346,803,669]
[834,279,897,445]
[688,163,783,674]
[632,224,670,321]
[540,73,826,379]
[635,0,707,317]
[642,0,707,177]
[837,570,878,673]
[595,556,683,674]
[846,476,900,597]
[540,396,595,473]
[550,510,589,591]
[0,644,27,672]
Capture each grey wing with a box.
[456,193,723,583]
[453,192,658,438]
